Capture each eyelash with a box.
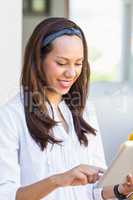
[57,63,65,66]
[57,62,82,66]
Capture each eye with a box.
[56,62,66,66]
[75,63,82,66]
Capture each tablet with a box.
[97,141,133,187]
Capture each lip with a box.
[58,80,73,88]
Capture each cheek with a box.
[76,67,82,78]
[45,63,63,81]
[72,67,82,84]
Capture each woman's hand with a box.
[54,164,103,187]
[119,173,133,196]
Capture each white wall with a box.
[0,0,22,105]
[0,0,67,105]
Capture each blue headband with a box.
[42,28,82,47]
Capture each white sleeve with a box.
[83,100,107,200]
[0,104,21,199]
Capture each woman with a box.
[0,17,133,200]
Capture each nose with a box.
[64,68,77,78]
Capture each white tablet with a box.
[97,141,133,187]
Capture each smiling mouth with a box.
[58,80,73,87]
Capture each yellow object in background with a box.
[128,133,133,141]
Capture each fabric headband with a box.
[42,28,82,47]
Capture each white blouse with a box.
[0,93,107,200]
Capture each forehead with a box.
[50,35,84,58]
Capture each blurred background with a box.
[0,0,133,164]
[23,0,133,83]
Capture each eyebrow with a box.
[56,56,84,61]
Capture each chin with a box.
[59,90,70,95]
[56,88,71,95]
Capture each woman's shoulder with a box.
[0,92,25,135]
[0,93,27,151]
[0,92,24,115]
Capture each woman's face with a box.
[43,35,84,96]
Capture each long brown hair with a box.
[21,17,96,151]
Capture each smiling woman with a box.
[43,35,83,96]
[0,17,133,200]
[21,18,93,149]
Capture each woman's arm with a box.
[16,175,58,200]
[16,164,101,200]
[20,166,131,200]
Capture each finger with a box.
[80,166,99,177]
[95,173,100,181]
[92,172,99,182]
[78,165,100,183]
[87,173,99,183]
[126,174,133,185]
[75,172,88,185]
[87,175,95,183]
[79,164,98,173]
[89,165,106,174]
[83,170,102,183]
[83,171,99,183]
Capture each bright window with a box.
[23,0,50,15]
[70,0,122,82]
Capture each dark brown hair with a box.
[20,17,96,151]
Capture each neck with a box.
[45,90,62,108]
